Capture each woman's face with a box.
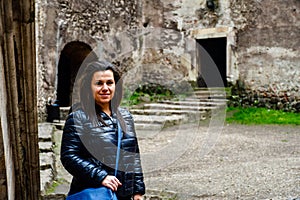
[91,69,116,107]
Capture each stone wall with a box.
[36,0,205,120]
[36,0,300,120]
[36,0,142,119]
[229,0,300,111]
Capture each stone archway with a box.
[56,41,93,107]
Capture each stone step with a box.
[186,87,227,94]
[193,89,227,93]
[130,108,206,115]
[192,94,227,99]
[132,114,189,131]
[39,141,53,153]
[131,109,209,123]
[40,168,54,193]
[133,114,186,124]
[142,103,218,111]
[134,123,163,131]
[38,123,54,142]
[189,89,228,99]
[157,100,226,107]
[39,152,54,170]
[39,151,55,191]
[184,97,227,102]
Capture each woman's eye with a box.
[107,81,114,85]
[95,81,102,85]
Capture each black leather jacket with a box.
[60,107,145,198]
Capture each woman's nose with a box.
[102,83,108,90]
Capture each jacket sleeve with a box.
[60,111,108,187]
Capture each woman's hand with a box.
[133,194,144,200]
[101,175,122,191]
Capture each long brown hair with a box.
[77,60,126,131]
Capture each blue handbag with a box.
[65,187,117,200]
[66,121,123,200]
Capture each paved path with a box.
[50,122,300,199]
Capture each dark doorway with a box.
[196,37,227,87]
[57,41,93,107]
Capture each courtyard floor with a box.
[52,122,300,199]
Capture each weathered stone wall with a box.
[152,0,232,30]
[229,0,300,111]
[36,0,209,119]
[36,0,300,120]
[36,0,142,119]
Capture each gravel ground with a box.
[138,122,300,200]
[53,122,299,199]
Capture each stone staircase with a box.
[38,123,56,193]
[130,88,227,135]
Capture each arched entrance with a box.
[56,41,93,107]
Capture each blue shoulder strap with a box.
[115,121,122,176]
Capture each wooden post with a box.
[0,0,40,199]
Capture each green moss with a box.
[45,178,68,195]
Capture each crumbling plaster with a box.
[231,0,300,100]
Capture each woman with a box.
[60,60,145,200]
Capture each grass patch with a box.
[226,107,300,125]
[122,84,175,106]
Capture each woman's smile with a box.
[99,93,111,98]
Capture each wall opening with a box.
[56,41,93,107]
[196,37,227,87]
